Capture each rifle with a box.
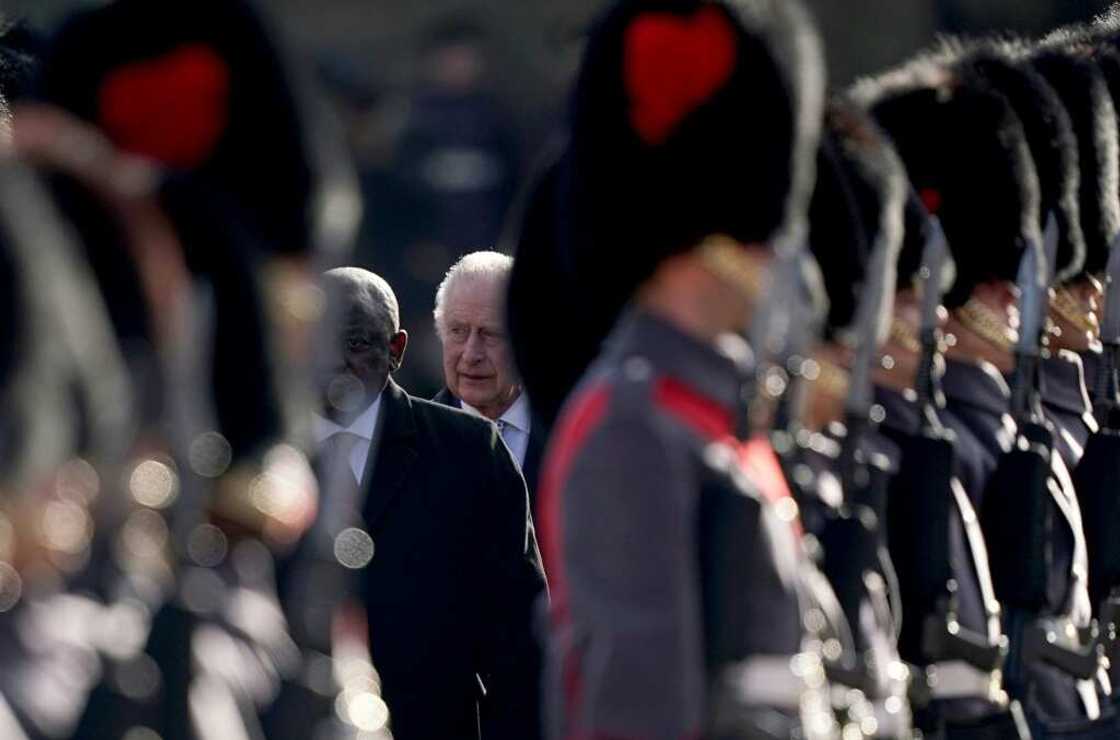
[914,216,952,423]
[882,210,1010,721]
[750,231,826,439]
[816,219,912,726]
[979,217,1104,688]
[1071,231,1120,685]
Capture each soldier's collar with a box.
[610,309,753,416]
[873,384,921,437]
[1040,350,1093,420]
[941,358,1010,417]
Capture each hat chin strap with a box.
[888,317,922,355]
[1051,285,1099,338]
[954,297,1017,354]
[695,233,768,302]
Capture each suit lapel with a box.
[363,379,419,532]
[442,386,546,491]
[434,385,545,499]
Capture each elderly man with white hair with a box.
[433,251,544,506]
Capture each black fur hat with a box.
[566,0,825,300]
[956,48,1085,283]
[859,65,1040,308]
[1093,45,1120,125]
[808,100,906,340]
[36,0,357,259]
[1027,47,1120,278]
[0,21,38,103]
[505,147,594,431]
[0,19,39,137]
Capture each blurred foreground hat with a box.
[566,0,826,298]
[505,148,585,429]
[37,0,358,259]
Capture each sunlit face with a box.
[439,276,520,420]
[1049,276,1103,353]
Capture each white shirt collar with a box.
[313,391,382,445]
[462,392,532,435]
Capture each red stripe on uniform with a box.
[540,378,720,740]
[655,375,801,537]
[653,376,735,440]
[538,381,612,624]
[537,382,612,737]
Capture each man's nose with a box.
[463,331,487,361]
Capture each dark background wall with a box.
[7,1,1111,85]
[5,0,1110,167]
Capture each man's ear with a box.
[389,330,409,372]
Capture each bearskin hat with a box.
[0,21,38,104]
[36,0,357,259]
[956,47,1084,283]
[504,147,590,430]
[809,100,906,341]
[860,63,1041,308]
[565,0,825,300]
[1028,46,1120,277]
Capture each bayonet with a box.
[914,214,951,421]
[1091,231,1120,422]
[840,226,897,495]
[844,231,896,425]
[750,230,825,437]
[1014,216,1055,359]
[1008,215,1056,422]
[1098,231,1120,348]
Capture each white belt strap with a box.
[926,660,1005,705]
[722,655,815,710]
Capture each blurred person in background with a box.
[432,251,544,506]
[397,16,521,257]
[317,54,441,396]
